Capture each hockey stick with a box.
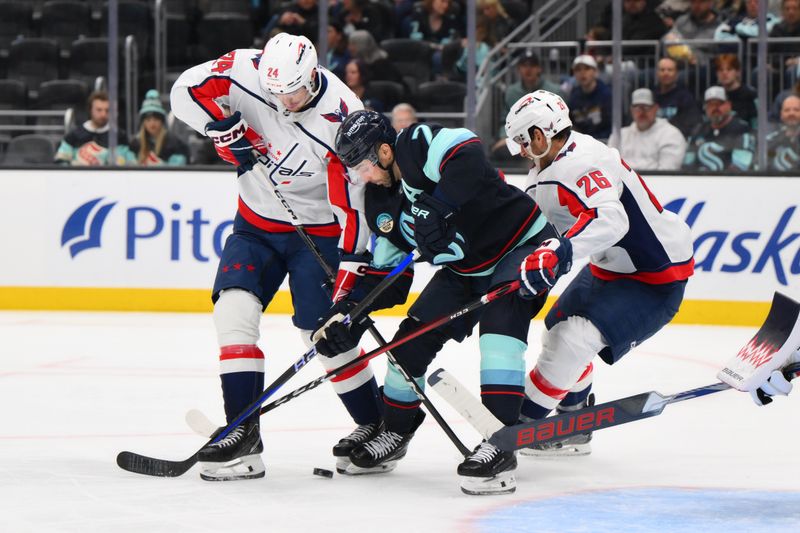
[248,161,471,456]
[429,363,800,452]
[116,279,519,477]
[116,251,416,477]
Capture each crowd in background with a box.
[0,0,798,172]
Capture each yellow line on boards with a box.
[0,287,774,327]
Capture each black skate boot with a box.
[520,393,595,457]
[198,420,265,481]
[346,411,426,475]
[332,421,383,474]
[458,440,517,495]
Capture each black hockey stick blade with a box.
[116,450,199,477]
[488,391,667,451]
[489,362,800,452]
[117,427,222,477]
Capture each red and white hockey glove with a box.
[205,111,266,167]
[331,253,370,303]
[519,236,573,298]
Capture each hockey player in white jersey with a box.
[505,90,695,456]
[170,33,384,480]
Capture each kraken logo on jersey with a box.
[321,98,350,123]
[376,213,394,233]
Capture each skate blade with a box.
[340,460,399,476]
[335,456,352,475]
[199,455,265,481]
[459,471,516,496]
[519,442,591,458]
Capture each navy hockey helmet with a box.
[335,110,396,168]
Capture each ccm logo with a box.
[515,407,615,447]
[410,205,430,219]
[212,124,247,146]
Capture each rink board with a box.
[1,169,798,325]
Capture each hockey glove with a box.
[331,252,371,303]
[311,300,374,357]
[519,236,573,298]
[411,192,468,265]
[205,111,266,168]
[750,350,800,405]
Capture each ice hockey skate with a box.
[332,421,384,474]
[457,440,517,496]
[346,411,425,475]
[520,393,595,457]
[197,420,265,481]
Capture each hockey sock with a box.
[479,333,527,426]
[219,344,265,424]
[382,394,422,434]
[481,384,525,426]
[336,377,383,425]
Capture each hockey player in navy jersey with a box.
[313,110,558,495]
[170,33,384,480]
[504,90,694,456]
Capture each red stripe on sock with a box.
[530,368,569,400]
[219,345,264,361]
[480,390,526,397]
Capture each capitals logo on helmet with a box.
[259,33,319,98]
[505,90,571,158]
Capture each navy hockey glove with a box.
[205,111,266,167]
[519,237,573,298]
[311,300,374,357]
[411,192,468,265]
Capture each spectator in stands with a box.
[348,30,407,89]
[344,59,385,112]
[269,0,319,42]
[653,56,703,136]
[391,102,417,131]
[714,53,758,127]
[568,54,612,140]
[335,0,392,40]
[129,90,189,167]
[716,0,779,40]
[55,91,133,166]
[609,88,687,170]
[664,0,725,65]
[491,50,566,158]
[477,0,512,46]
[600,0,670,56]
[769,0,800,82]
[657,0,691,27]
[402,0,463,44]
[327,22,351,80]
[683,85,755,171]
[442,0,505,81]
[769,78,800,121]
[766,94,800,170]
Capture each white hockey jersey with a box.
[170,49,369,254]
[525,131,694,284]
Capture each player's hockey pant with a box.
[382,263,547,433]
[521,266,686,420]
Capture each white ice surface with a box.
[1,312,799,532]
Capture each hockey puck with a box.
[313,468,334,478]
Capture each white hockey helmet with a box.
[504,90,572,159]
[259,33,319,98]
